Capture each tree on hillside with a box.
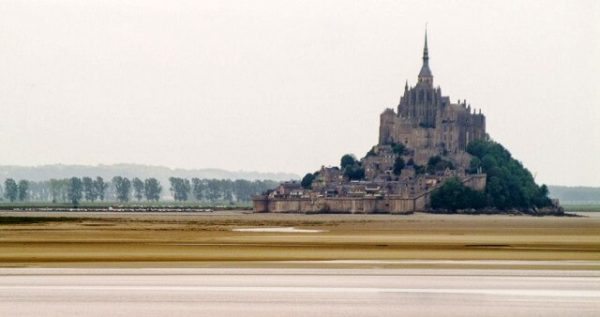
[132,177,144,201]
[391,142,407,155]
[344,165,365,180]
[94,177,108,201]
[467,139,552,209]
[4,179,18,202]
[365,147,377,157]
[169,177,191,201]
[426,156,454,174]
[82,177,97,202]
[17,180,29,201]
[340,154,365,181]
[340,154,357,169]
[67,177,83,206]
[112,176,131,202]
[144,178,162,201]
[430,177,487,211]
[393,157,405,176]
[301,173,316,189]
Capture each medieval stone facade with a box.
[379,32,486,166]
[253,32,488,214]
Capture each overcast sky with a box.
[0,0,598,186]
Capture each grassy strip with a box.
[563,204,600,212]
[0,201,252,210]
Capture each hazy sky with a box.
[0,0,598,186]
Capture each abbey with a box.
[379,32,486,166]
[253,32,488,214]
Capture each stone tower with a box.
[397,30,444,129]
[378,30,487,163]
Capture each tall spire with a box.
[423,28,429,63]
[418,27,433,85]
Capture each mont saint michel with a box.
[254,32,557,215]
[1,3,597,316]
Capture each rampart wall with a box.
[253,174,486,214]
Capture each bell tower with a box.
[417,30,433,86]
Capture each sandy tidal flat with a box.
[0,211,598,269]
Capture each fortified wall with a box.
[253,174,486,214]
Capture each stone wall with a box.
[253,174,486,214]
[253,195,417,214]
[462,174,487,191]
[379,101,486,166]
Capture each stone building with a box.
[253,31,488,214]
[378,31,486,166]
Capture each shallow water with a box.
[1,268,598,317]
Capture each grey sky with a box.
[0,0,598,186]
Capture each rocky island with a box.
[254,32,560,215]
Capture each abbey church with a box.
[254,32,489,213]
[379,32,486,165]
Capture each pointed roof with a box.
[418,29,433,79]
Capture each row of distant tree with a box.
[0,177,278,205]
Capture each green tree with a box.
[344,164,365,180]
[169,177,191,201]
[112,176,131,202]
[233,179,252,201]
[17,180,29,201]
[94,177,108,201]
[82,177,97,202]
[49,179,66,203]
[468,157,482,174]
[144,178,162,201]
[391,142,407,155]
[4,179,18,202]
[191,178,205,201]
[340,154,357,169]
[427,156,454,174]
[467,139,552,209]
[132,177,144,201]
[340,154,365,181]
[365,147,377,157]
[67,177,83,206]
[393,157,405,176]
[430,178,487,211]
[300,173,316,189]
[206,179,222,202]
[218,180,234,202]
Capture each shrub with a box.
[430,178,487,211]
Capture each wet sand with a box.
[0,268,598,317]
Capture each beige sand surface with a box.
[0,211,598,269]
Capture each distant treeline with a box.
[0,177,279,205]
[548,186,600,204]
